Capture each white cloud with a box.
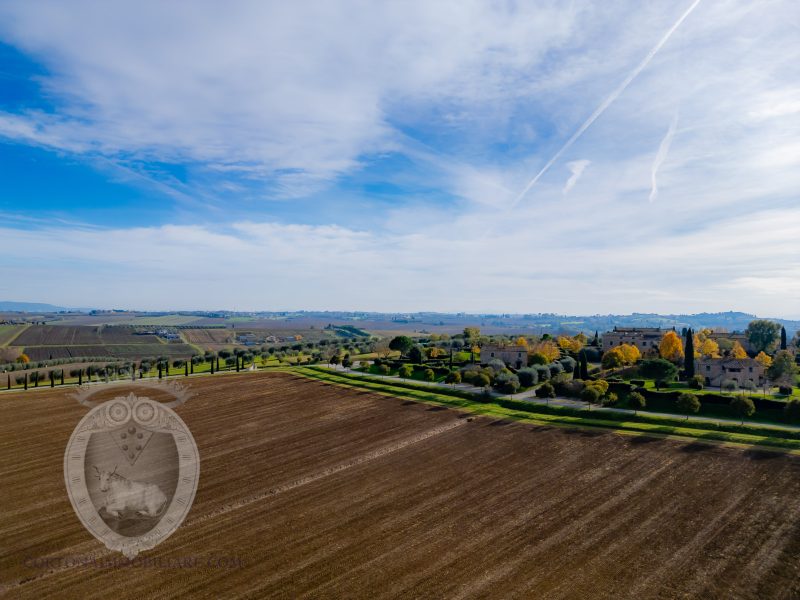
[563,160,590,194]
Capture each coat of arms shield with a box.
[63,383,200,558]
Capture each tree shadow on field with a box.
[529,425,554,433]
[743,448,784,461]
[681,441,716,454]
[488,419,513,427]
[627,435,664,446]
[427,406,448,412]
[401,401,417,406]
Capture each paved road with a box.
[331,366,800,433]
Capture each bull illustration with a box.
[94,466,168,519]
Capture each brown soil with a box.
[2,372,799,599]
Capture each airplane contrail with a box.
[510,0,702,208]
[649,113,679,202]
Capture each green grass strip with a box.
[293,367,800,452]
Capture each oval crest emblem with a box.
[64,382,200,558]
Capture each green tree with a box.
[378,364,391,375]
[398,364,413,379]
[579,350,589,379]
[408,345,425,364]
[780,326,787,350]
[445,371,461,386]
[684,328,695,379]
[628,391,646,415]
[730,396,755,424]
[389,336,414,355]
[676,393,700,420]
[580,386,601,408]
[423,368,435,382]
[341,354,352,369]
[535,381,556,401]
[767,350,798,386]
[638,358,678,384]
[721,379,738,394]
[745,319,781,354]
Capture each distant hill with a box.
[0,301,69,312]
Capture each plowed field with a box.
[2,372,799,599]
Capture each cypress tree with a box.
[216,356,220,371]
[7,374,10,390]
[210,359,215,374]
[185,362,189,377]
[781,326,787,350]
[78,370,82,386]
[61,370,65,385]
[579,350,589,379]
[158,363,163,379]
[236,356,240,372]
[684,328,695,379]
[592,331,599,347]
[24,373,28,390]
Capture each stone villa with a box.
[601,327,666,354]
[480,344,527,369]
[696,357,766,387]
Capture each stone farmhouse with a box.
[480,344,527,369]
[601,327,665,354]
[696,357,766,387]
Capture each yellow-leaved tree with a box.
[530,340,561,363]
[659,331,684,363]
[618,343,641,365]
[514,336,529,348]
[754,350,772,367]
[698,338,720,358]
[731,341,748,359]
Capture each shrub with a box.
[559,356,577,373]
[487,358,506,372]
[689,375,705,390]
[581,386,601,404]
[730,396,756,424]
[475,373,491,388]
[602,392,619,406]
[629,392,646,413]
[548,362,564,377]
[534,365,551,382]
[676,393,701,417]
[494,372,520,394]
[535,381,556,399]
[721,379,738,393]
[778,385,793,396]
[398,364,413,378]
[528,353,548,365]
[423,368,435,382]
[378,364,391,375]
[445,371,461,385]
[554,377,584,398]
[517,368,538,388]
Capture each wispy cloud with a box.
[563,160,590,194]
[649,114,678,202]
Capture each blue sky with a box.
[0,1,798,316]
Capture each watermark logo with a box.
[63,381,200,559]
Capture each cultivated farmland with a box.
[2,372,800,599]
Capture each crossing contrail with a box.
[510,0,702,208]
